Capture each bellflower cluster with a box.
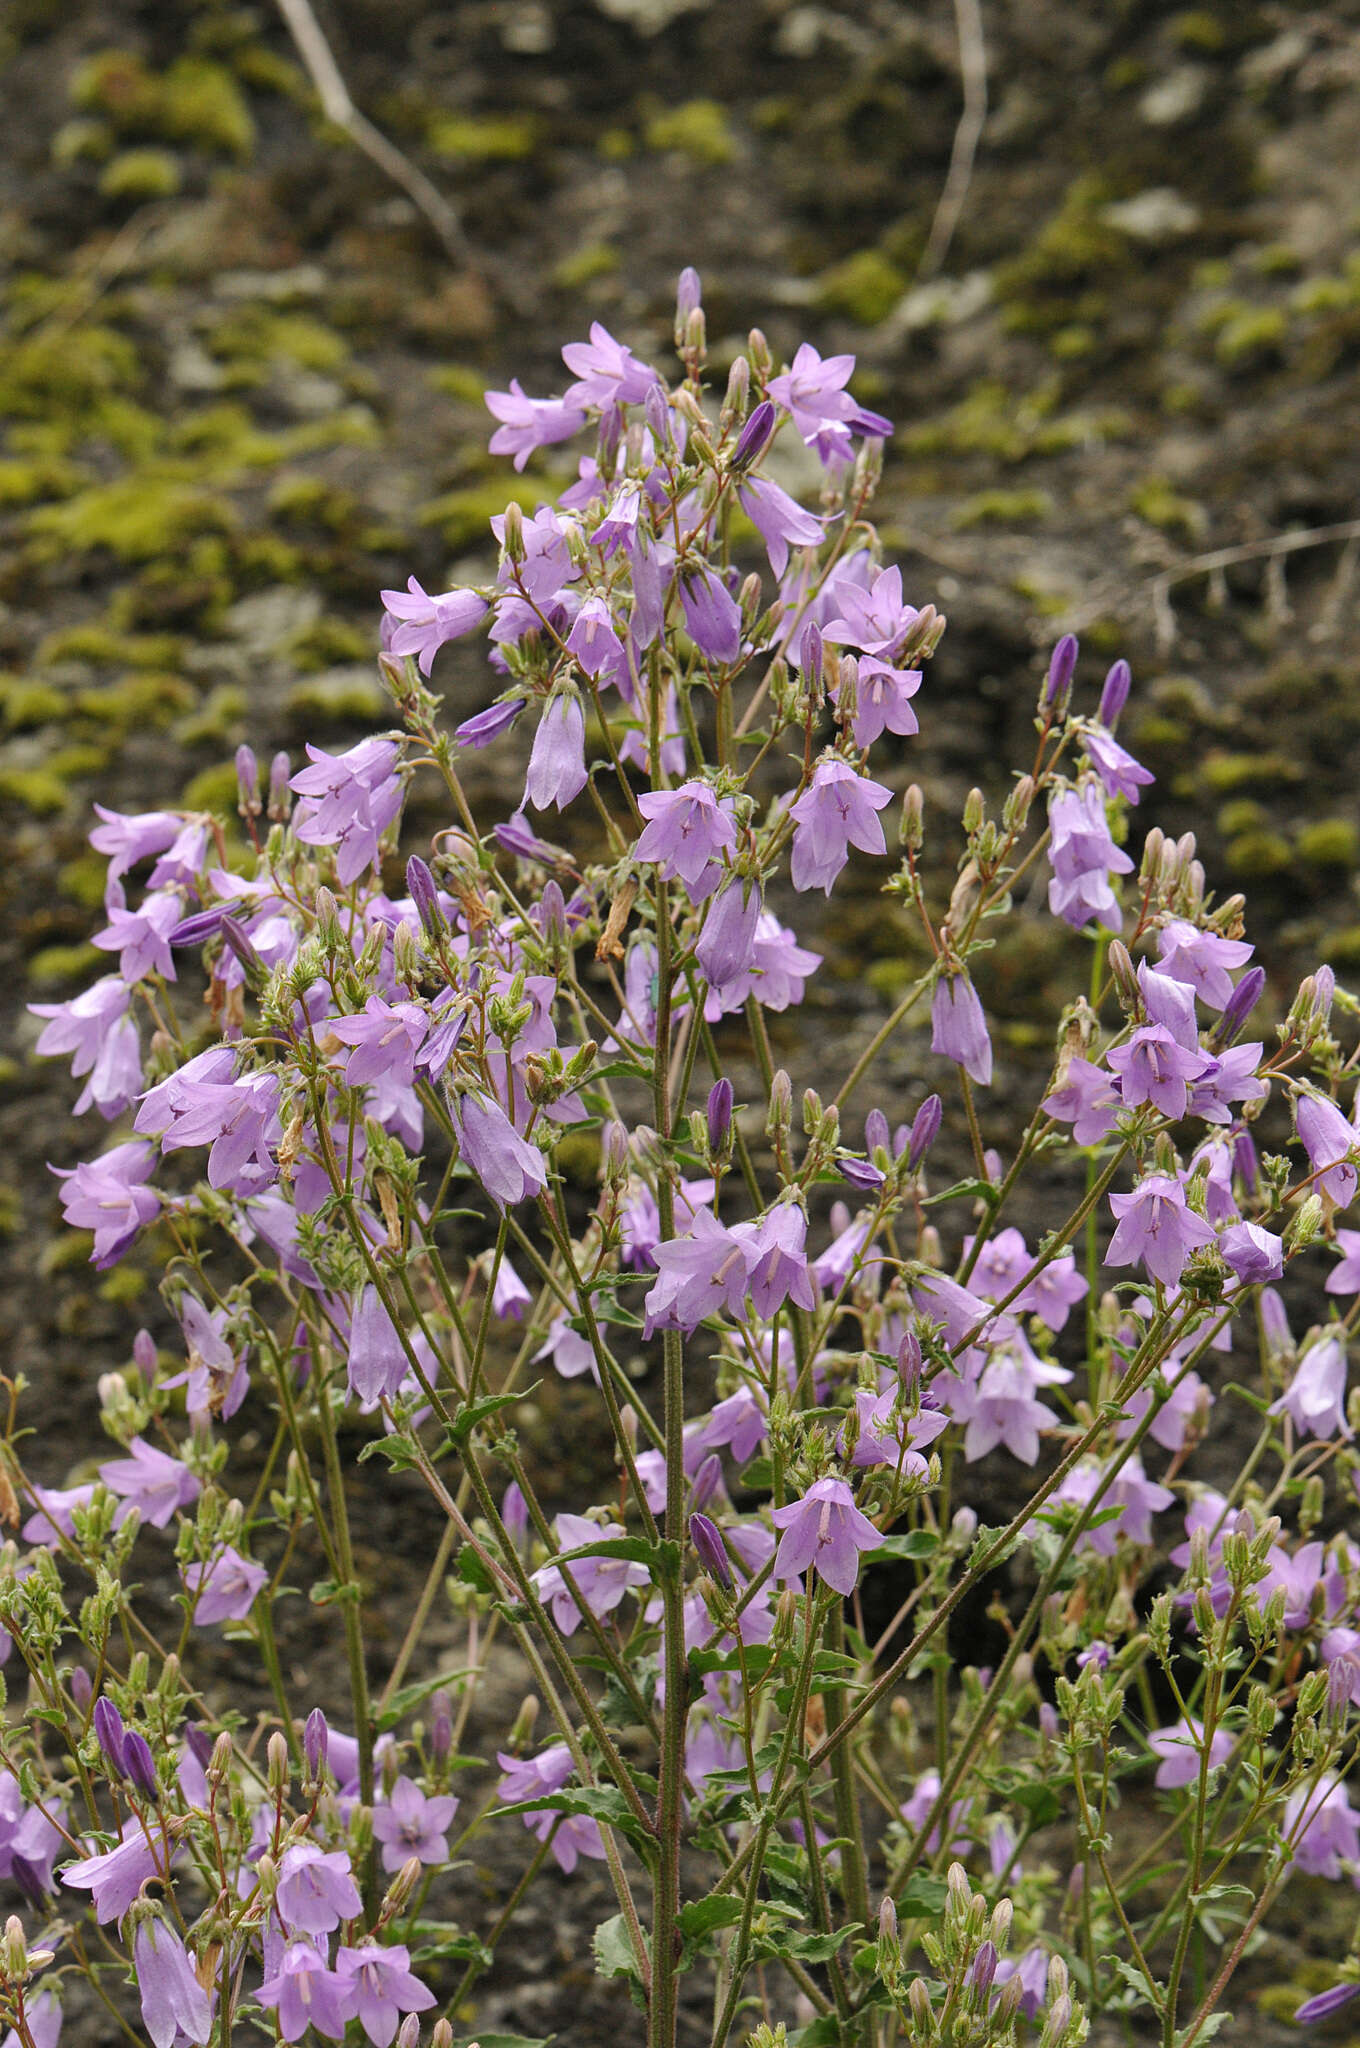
[11,271,1360,2048]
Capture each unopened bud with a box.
[707,1077,733,1155]
[1107,939,1139,1012]
[767,1069,793,1142]
[1216,965,1265,1045]
[733,399,776,470]
[431,2020,454,2048]
[428,1688,453,1766]
[963,787,985,834]
[970,1940,998,1998]
[382,1855,423,1918]
[1098,658,1131,727]
[235,744,260,818]
[865,1108,890,1158]
[304,1707,328,1779]
[93,1697,128,1775]
[1044,633,1078,710]
[208,1731,234,1789]
[267,1731,290,1795]
[689,1454,723,1511]
[690,1512,732,1590]
[500,501,526,564]
[799,622,823,694]
[1003,774,1035,833]
[267,750,292,822]
[396,2016,422,2048]
[405,856,443,938]
[124,1731,158,1798]
[720,353,751,428]
[907,1094,942,1169]
[900,783,924,852]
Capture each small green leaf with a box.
[923,1177,997,1208]
[865,1530,939,1563]
[898,1873,949,1918]
[1010,1781,1062,1828]
[443,1386,535,1451]
[375,1666,474,1733]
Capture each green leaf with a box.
[551,1534,678,1573]
[1010,1781,1062,1828]
[897,1873,949,1918]
[456,1544,496,1594]
[408,1926,492,1967]
[923,1177,997,1209]
[678,1893,744,1956]
[865,1530,938,1563]
[593,1914,648,2007]
[375,1666,474,1733]
[357,1432,426,1470]
[754,1924,863,1965]
[493,1785,654,1855]
[443,1386,535,1451]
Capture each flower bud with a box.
[304,1707,328,1779]
[602,1120,629,1183]
[70,1665,93,1711]
[865,1107,890,1157]
[963,787,985,834]
[500,501,526,564]
[1098,658,1131,727]
[220,915,263,980]
[690,1512,732,1589]
[431,2021,454,2048]
[970,1940,998,1998]
[124,1731,159,1799]
[900,782,924,851]
[1107,939,1140,1014]
[1044,633,1078,711]
[208,1730,234,1790]
[396,2016,422,2048]
[93,1697,127,1775]
[799,622,823,694]
[382,1855,423,1917]
[267,750,292,822]
[235,744,260,818]
[428,1689,453,1766]
[766,1069,793,1143]
[908,1977,932,2027]
[907,1094,942,1169]
[689,1455,723,1512]
[733,399,776,470]
[706,1078,733,1155]
[267,1731,290,1796]
[1002,773,1035,833]
[508,1695,539,1751]
[720,353,750,428]
[405,856,443,938]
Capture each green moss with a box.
[0,324,140,423]
[26,941,101,984]
[51,117,114,165]
[1129,715,1189,750]
[99,147,182,200]
[1217,799,1266,837]
[0,767,70,815]
[427,365,487,405]
[951,489,1052,529]
[38,624,182,670]
[0,681,66,729]
[1200,750,1303,794]
[1251,242,1304,277]
[158,57,255,157]
[1322,926,1360,969]
[26,472,237,561]
[1128,474,1207,541]
[58,853,110,910]
[1214,306,1288,368]
[267,475,354,529]
[1169,10,1228,50]
[994,175,1132,320]
[99,1266,147,1304]
[552,243,620,291]
[1225,830,1291,879]
[40,1231,96,1275]
[288,671,386,724]
[49,744,111,780]
[182,762,240,811]
[418,483,514,551]
[902,377,1129,465]
[643,99,735,167]
[0,454,89,507]
[1295,819,1359,870]
[597,128,634,160]
[287,619,371,671]
[427,113,537,161]
[205,308,350,378]
[229,44,308,101]
[70,48,163,128]
[176,685,246,746]
[1292,274,1357,315]
[75,671,196,729]
[814,250,905,326]
[1050,324,1098,360]
[0,1185,19,1240]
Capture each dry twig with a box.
[917,0,988,282]
[1148,518,1360,653]
[273,0,469,263]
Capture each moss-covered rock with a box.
[427,113,537,161]
[951,489,1053,529]
[1294,819,1359,871]
[1199,749,1303,794]
[815,250,905,326]
[98,147,182,201]
[26,473,238,562]
[1224,829,1291,878]
[643,99,735,167]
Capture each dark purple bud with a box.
[799,621,823,692]
[69,1666,92,1711]
[690,1512,732,1589]
[865,1108,890,1156]
[132,1329,156,1373]
[428,1688,453,1766]
[170,905,227,947]
[184,1722,215,1770]
[456,695,526,751]
[707,1077,733,1153]
[8,1857,48,1909]
[733,399,776,471]
[1098,658,1131,728]
[267,751,292,823]
[405,855,442,938]
[303,1707,329,1777]
[122,1730,158,1799]
[907,1093,942,1169]
[645,382,671,449]
[1295,1983,1360,2024]
[838,1157,886,1191]
[1214,964,1266,1045]
[1232,1126,1258,1193]
[220,915,263,978]
[1044,633,1079,708]
[235,744,260,817]
[970,1941,998,1997]
[93,1697,127,1775]
[897,1330,922,1390]
[690,1454,723,1510]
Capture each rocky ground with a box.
[2,0,1360,2038]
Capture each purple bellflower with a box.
[30,977,142,1119]
[1296,1091,1360,1209]
[379,578,488,676]
[182,1545,269,1625]
[133,1920,212,2048]
[291,738,404,886]
[524,692,588,811]
[276,1843,362,1935]
[485,380,588,469]
[771,1477,881,1595]
[931,972,992,1087]
[1269,1335,1352,1440]
[371,1777,457,1874]
[1106,1175,1216,1287]
[334,1945,435,2048]
[788,760,892,895]
[634,781,736,899]
[256,1943,355,2043]
[53,1142,160,1268]
[450,1089,547,1207]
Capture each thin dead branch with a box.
[1148,518,1360,654]
[917,0,988,282]
[273,0,470,264]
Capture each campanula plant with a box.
[7,269,1360,2048]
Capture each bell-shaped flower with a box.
[133,1920,212,2048]
[788,760,892,895]
[485,379,588,469]
[771,1477,881,1596]
[634,780,736,899]
[1106,1175,1216,1287]
[931,972,992,1087]
[524,692,588,812]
